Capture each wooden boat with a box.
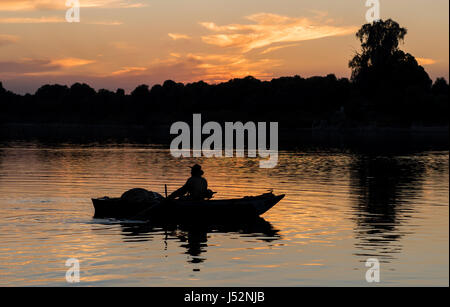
[92,192,285,220]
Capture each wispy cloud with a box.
[50,58,95,68]
[0,17,64,24]
[79,0,148,9]
[111,66,147,75]
[260,43,300,54]
[201,13,357,53]
[0,34,19,46]
[2,51,281,94]
[417,58,437,66]
[0,57,94,74]
[160,13,355,81]
[109,52,282,84]
[0,59,59,74]
[0,0,148,11]
[89,21,123,26]
[0,0,61,11]
[0,17,122,25]
[168,33,192,40]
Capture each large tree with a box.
[349,19,431,95]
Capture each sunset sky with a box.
[0,0,448,94]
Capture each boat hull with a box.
[92,193,285,221]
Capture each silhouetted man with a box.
[168,164,213,200]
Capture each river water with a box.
[0,142,448,286]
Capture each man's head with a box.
[190,164,204,177]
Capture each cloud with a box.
[0,16,122,25]
[0,57,94,74]
[168,33,192,40]
[50,58,95,68]
[111,66,147,75]
[417,58,437,66]
[162,13,356,82]
[200,13,357,53]
[89,21,123,26]
[0,52,283,94]
[0,17,64,24]
[260,43,300,54]
[78,0,149,9]
[0,0,148,11]
[0,59,59,74]
[108,53,282,84]
[0,34,19,46]
[0,1,61,11]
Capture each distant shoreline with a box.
[2,123,448,150]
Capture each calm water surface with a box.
[0,143,448,286]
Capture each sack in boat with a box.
[121,188,163,203]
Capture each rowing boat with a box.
[92,192,285,220]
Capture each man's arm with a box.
[168,180,190,199]
[202,178,215,199]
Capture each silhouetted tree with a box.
[432,78,449,96]
[350,19,432,90]
[96,89,115,107]
[131,84,150,101]
[35,84,69,103]
[349,19,432,123]
[116,88,125,96]
[68,83,96,104]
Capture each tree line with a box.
[1,19,448,128]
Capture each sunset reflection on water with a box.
[0,143,448,286]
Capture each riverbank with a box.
[1,123,448,151]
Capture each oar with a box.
[163,184,169,250]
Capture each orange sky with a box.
[0,0,448,94]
